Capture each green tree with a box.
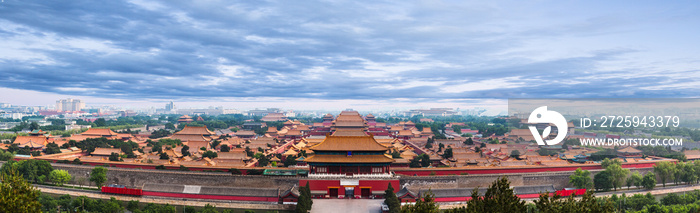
[229,168,242,175]
[594,170,613,191]
[109,152,122,161]
[94,118,107,127]
[443,147,453,159]
[625,193,658,211]
[258,156,270,167]
[401,190,439,213]
[203,150,218,159]
[606,164,629,191]
[654,161,676,187]
[181,145,190,157]
[468,176,525,213]
[201,204,219,213]
[296,182,313,213]
[601,158,622,169]
[679,161,697,184]
[57,194,73,212]
[0,149,14,161]
[101,197,125,213]
[533,190,614,213]
[38,194,58,212]
[391,150,401,158]
[0,169,42,212]
[90,166,108,189]
[284,156,297,167]
[627,171,643,189]
[29,122,39,131]
[569,168,593,189]
[409,156,421,168]
[642,172,657,190]
[44,142,62,155]
[220,144,230,152]
[149,129,171,139]
[464,137,474,145]
[420,154,431,167]
[184,206,197,213]
[4,159,54,183]
[160,152,169,160]
[127,200,140,211]
[509,150,520,159]
[384,183,400,213]
[49,169,72,186]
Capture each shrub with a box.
[247,169,264,175]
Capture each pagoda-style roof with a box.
[170,134,210,142]
[175,126,215,136]
[92,148,122,156]
[305,154,394,163]
[389,126,404,131]
[218,151,248,160]
[397,130,415,137]
[13,136,48,146]
[186,141,210,151]
[310,135,388,152]
[17,141,45,149]
[332,111,367,128]
[618,146,642,154]
[81,128,118,136]
[235,130,256,136]
[29,129,48,136]
[285,129,302,136]
[178,115,194,122]
[283,149,299,156]
[331,129,368,136]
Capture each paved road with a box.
[311,199,384,213]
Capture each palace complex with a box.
[3,110,677,200]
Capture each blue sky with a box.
[0,1,698,110]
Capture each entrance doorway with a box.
[361,188,371,198]
[329,188,338,198]
[345,187,354,198]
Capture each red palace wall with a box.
[142,191,278,202]
[430,193,552,203]
[300,179,400,199]
[392,162,658,176]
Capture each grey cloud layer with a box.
[0,0,698,101]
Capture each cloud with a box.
[0,0,698,105]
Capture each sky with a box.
[0,1,699,111]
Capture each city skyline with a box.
[1,1,699,109]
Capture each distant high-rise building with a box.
[55,99,84,112]
[165,101,175,111]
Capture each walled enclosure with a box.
[0,161,654,192]
[399,167,654,190]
